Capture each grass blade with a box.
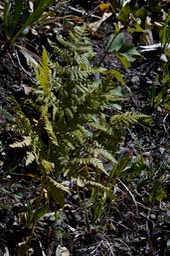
[10,0,55,44]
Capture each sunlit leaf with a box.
[119,44,141,62]
[105,32,124,52]
[115,52,131,68]
[109,69,125,85]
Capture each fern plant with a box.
[8,24,148,216]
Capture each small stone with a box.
[159,147,165,154]
[150,214,156,220]
[131,76,140,84]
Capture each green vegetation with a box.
[7,24,147,232]
[2,0,55,45]
[0,1,169,255]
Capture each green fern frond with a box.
[69,65,107,81]
[74,52,92,65]
[65,107,74,119]
[48,41,71,63]
[44,176,71,206]
[8,97,32,135]
[78,125,93,138]
[43,115,59,146]
[88,121,112,134]
[48,24,94,67]
[89,147,117,164]
[73,157,108,175]
[56,35,78,53]
[35,49,51,97]
[41,159,55,174]
[74,176,106,189]
[63,139,75,150]
[110,112,148,126]
[86,180,106,189]
[69,25,91,44]
[72,129,86,145]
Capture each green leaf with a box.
[108,153,130,182]
[10,0,55,44]
[159,12,170,52]
[105,32,124,52]
[128,16,146,33]
[118,3,131,23]
[115,52,131,68]
[135,7,148,18]
[10,0,24,34]
[109,69,125,85]
[41,159,55,173]
[119,44,141,62]
[3,2,11,37]
[113,0,129,9]
[31,205,47,223]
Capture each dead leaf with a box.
[88,12,112,32]
[22,84,33,95]
[55,245,69,256]
[99,2,110,12]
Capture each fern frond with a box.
[63,139,75,150]
[48,40,71,63]
[43,115,59,146]
[89,147,117,164]
[9,136,31,148]
[86,180,106,189]
[110,112,148,126]
[68,65,106,81]
[41,159,55,174]
[35,49,51,97]
[74,52,92,65]
[8,97,32,135]
[72,129,86,145]
[25,152,36,166]
[73,157,108,175]
[74,176,106,189]
[44,176,71,206]
[6,23,150,219]
[65,107,74,119]
[49,24,94,67]
[88,121,112,134]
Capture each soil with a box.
[0,1,170,256]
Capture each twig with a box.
[117,178,139,218]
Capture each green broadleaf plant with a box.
[105,31,140,68]
[3,0,55,44]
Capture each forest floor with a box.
[0,1,170,255]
